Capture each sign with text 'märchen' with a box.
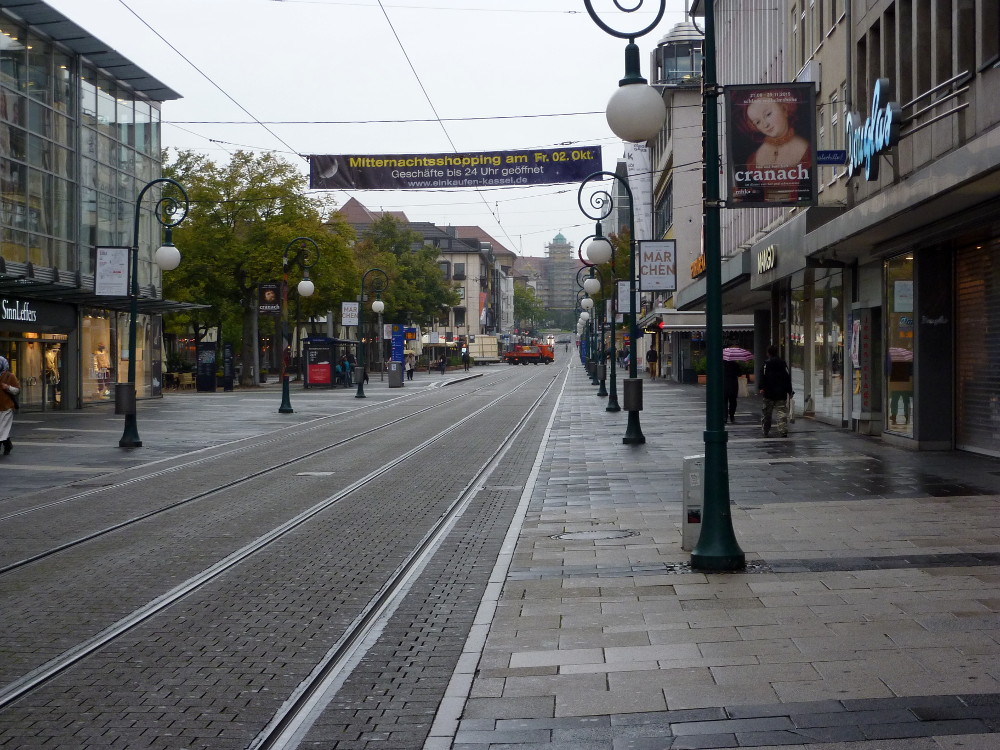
[309,146,603,190]
[639,240,676,292]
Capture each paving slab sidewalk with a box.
[428,367,1000,750]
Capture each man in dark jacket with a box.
[758,345,794,437]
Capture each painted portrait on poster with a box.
[726,83,817,207]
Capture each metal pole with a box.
[691,0,745,571]
[278,251,293,413]
[119,178,187,448]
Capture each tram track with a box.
[0,373,512,576]
[0,367,561,724]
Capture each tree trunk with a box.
[240,302,258,388]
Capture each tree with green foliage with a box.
[162,149,355,386]
[352,215,460,330]
[513,284,545,335]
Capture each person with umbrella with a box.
[722,346,753,423]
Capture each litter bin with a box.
[682,454,704,550]
[114,383,136,415]
[387,360,404,388]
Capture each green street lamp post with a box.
[579,172,644,444]
[579,224,619,411]
[583,0,743,568]
[691,0,745,571]
[356,268,388,399]
[278,237,319,414]
[118,178,188,449]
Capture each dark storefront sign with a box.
[0,296,75,332]
[309,146,603,190]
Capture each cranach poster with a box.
[725,83,817,208]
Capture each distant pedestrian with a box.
[461,348,470,371]
[439,354,447,374]
[405,353,415,381]
[0,356,20,455]
[645,347,658,379]
[758,345,794,437]
[723,358,741,423]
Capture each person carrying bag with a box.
[0,356,21,455]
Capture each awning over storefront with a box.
[638,308,755,332]
[0,259,209,314]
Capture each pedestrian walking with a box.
[461,348,470,371]
[405,353,415,381]
[0,356,21,455]
[723,358,741,423]
[439,354,447,374]
[645,347,658,379]
[758,345,794,437]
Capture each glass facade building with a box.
[0,1,183,410]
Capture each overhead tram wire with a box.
[374,0,519,251]
[116,0,305,162]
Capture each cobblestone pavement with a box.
[428,365,1000,750]
[4,363,1000,750]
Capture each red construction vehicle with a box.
[503,344,555,365]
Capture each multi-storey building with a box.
[1,0,185,411]
[335,198,513,343]
[663,0,999,455]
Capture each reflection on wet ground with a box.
[726,423,1000,505]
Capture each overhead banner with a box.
[725,83,817,207]
[309,146,602,190]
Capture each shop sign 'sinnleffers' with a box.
[309,147,603,190]
[1,297,38,322]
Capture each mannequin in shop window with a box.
[93,343,111,398]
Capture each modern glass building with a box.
[0,0,189,410]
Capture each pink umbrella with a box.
[722,347,754,361]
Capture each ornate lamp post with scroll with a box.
[278,237,319,414]
[583,0,743,569]
[579,225,619,411]
[356,268,388,399]
[118,178,188,449]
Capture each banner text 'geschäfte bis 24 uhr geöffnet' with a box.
[309,147,603,190]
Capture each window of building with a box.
[454,308,466,327]
[982,0,1000,67]
[437,260,450,279]
[453,262,466,280]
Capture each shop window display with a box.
[885,254,914,436]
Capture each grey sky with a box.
[46,0,689,255]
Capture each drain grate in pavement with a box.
[552,529,638,541]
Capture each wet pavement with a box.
[426,364,1000,749]
[4,361,1000,749]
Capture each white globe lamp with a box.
[583,277,601,295]
[154,242,181,271]
[586,236,614,265]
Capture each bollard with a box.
[682,455,704,550]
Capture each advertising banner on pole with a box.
[309,146,602,190]
[258,282,281,315]
[624,143,653,241]
[95,247,130,296]
[639,240,677,291]
[724,83,817,207]
[342,301,359,327]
